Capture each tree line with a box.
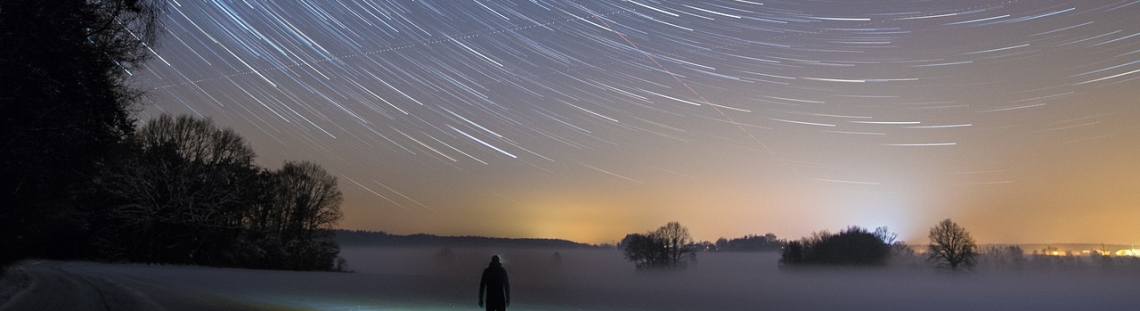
[1,0,344,271]
[337,230,601,249]
[707,234,781,252]
[621,219,979,270]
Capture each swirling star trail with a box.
[138,0,1140,244]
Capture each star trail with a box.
[137,0,1140,244]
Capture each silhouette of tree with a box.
[980,245,1024,268]
[1,0,163,263]
[810,227,889,265]
[715,234,780,252]
[97,114,259,265]
[269,160,343,270]
[715,237,729,251]
[226,160,344,270]
[780,226,890,267]
[338,230,599,248]
[657,222,695,266]
[928,219,977,270]
[873,226,897,244]
[780,240,804,266]
[623,222,696,269]
[273,161,342,239]
[873,226,913,259]
[623,233,666,268]
[90,114,343,270]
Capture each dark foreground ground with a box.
[1,249,1137,311]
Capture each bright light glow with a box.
[1115,249,1140,257]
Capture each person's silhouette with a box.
[478,255,510,311]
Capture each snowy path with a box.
[0,260,478,311]
[0,261,281,311]
[1,261,166,311]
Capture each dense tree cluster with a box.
[1,0,162,264]
[93,115,344,270]
[0,0,343,270]
[622,222,697,269]
[780,226,892,267]
[775,222,978,270]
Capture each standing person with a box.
[478,255,510,311]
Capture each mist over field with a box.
[3,246,1137,311]
[338,247,1138,311]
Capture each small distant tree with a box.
[623,222,696,269]
[873,226,914,259]
[873,227,897,244]
[623,233,666,268]
[657,222,695,266]
[981,245,1024,268]
[780,240,804,266]
[928,219,977,270]
[715,238,729,251]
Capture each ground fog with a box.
[3,248,1136,311]
[340,247,1138,311]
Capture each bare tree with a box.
[136,115,255,166]
[92,114,343,270]
[928,219,977,269]
[874,226,914,259]
[101,114,258,264]
[132,115,257,232]
[623,222,696,269]
[267,160,343,270]
[656,222,696,267]
[873,226,898,244]
[272,161,343,240]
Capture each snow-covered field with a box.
[2,247,1137,310]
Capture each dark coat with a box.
[479,262,510,309]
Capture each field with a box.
[2,247,1136,310]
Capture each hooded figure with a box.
[478,255,510,311]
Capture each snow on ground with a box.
[0,265,30,308]
[2,248,1138,311]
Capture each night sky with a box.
[136,0,1140,245]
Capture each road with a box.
[0,261,313,311]
[0,260,472,311]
